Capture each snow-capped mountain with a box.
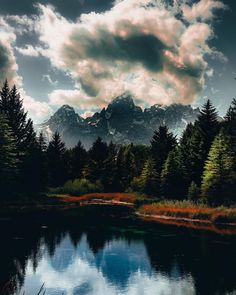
[37,94,200,148]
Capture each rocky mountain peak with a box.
[38,95,200,148]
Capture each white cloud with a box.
[42,74,58,86]
[0,17,52,123]
[28,0,226,110]
[16,44,42,57]
[182,0,227,22]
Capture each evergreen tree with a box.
[0,113,18,194]
[47,132,68,187]
[36,132,48,190]
[151,126,177,173]
[196,99,219,159]
[225,98,236,123]
[0,80,10,110]
[133,157,159,195]
[70,141,87,180]
[0,84,35,153]
[201,131,236,204]
[102,142,118,191]
[38,132,47,152]
[160,149,183,199]
[187,181,200,201]
[224,98,236,152]
[86,137,109,182]
[179,123,205,186]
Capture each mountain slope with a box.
[38,94,200,148]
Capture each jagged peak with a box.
[108,93,135,109]
[57,104,76,113]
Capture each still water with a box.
[1,207,236,295]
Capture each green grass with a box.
[49,178,103,196]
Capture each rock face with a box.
[37,93,200,148]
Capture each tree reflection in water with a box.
[0,206,236,295]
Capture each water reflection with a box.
[20,234,195,295]
[0,209,236,295]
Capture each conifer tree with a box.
[86,137,109,182]
[47,132,68,187]
[201,131,236,204]
[102,142,118,191]
[160,149,183,199]
[187,181,200,201]
[0,84,35,153]
[136,157,159,195]
[196,99,219,158]
[151,126,177,173]
[0,113,18,194]
[224,98,236,152]
[70,141,88,180]
[179,123,205,186]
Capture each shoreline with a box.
[1,193,236,235]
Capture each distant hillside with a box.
[37,93,200,148]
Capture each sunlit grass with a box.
[138,201,236,224]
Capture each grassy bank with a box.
[138,200,236,224]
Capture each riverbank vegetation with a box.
[0,80,236,215]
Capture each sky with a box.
[0,0,235,123]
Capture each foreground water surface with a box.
[1,206,236,295]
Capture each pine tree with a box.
[196,99,219,158]
[38,132,47,152]
[0,84,35,153]
[0,80,10,111]
[47,132,68,187]
[187,181,200,201]
[70,141,87,180]
[179,123,205,186]
[225,98,236,123]
[86,137,109,183]
[36,132,48,190]
[160,149,183,199]
[151,126,177,173]
[102,142,118,191]
[224,98,236,152]
[136,157,159,195]
[201,131,236,204]
[0,113,18,194]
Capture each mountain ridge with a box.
[37,93,200,148]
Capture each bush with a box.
[50,178,103,196]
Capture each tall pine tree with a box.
[0,113,18,195]
[160,149,183,200]
[134,157,159,195]
[0,83,35,153]
[201,131,236,204]
[151,125,177,173]
[47,132,68,187]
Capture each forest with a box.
[0,80,235,206]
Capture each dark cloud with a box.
[69,31,166,73]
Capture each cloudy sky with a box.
[0,0,235,122]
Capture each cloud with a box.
[182,0,227,22]
[0,17,21,86]
[29,0,226,110]
[48,88,103,110]
[16,44,42,57]
[5,14,37,34]
[1,0,227,115]
[22,90,53,123]
[42,74,58,86]
[0,17,52,123]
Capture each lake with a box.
[1,206,236,295]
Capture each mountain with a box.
[37,93,200,148]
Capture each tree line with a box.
[0,80,235,205]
